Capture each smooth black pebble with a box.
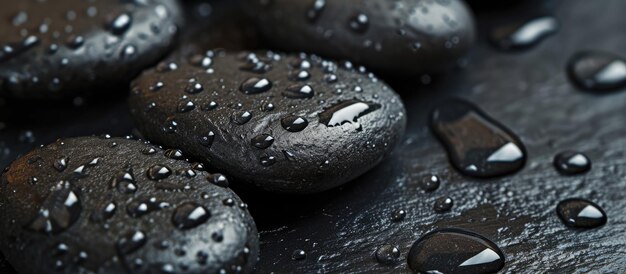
[242,0,476,74]
[407,228,505,274]
[556,198,607,229]
[129,50,406,193]
[0,137,258,274]
[430,99,527,178]
[553,151,591,175]
[490,16,558,51]
[567,50,626,92]
[0,0,182,99]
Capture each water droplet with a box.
[375,244,400,265]
[66,35,85,49]
[567,50,626,92]
[289,70,311,81]
[127,197,170,218]
[407,229,505,274]
[556,198,607,229]
[172,202,211,230]
[199,131,216,147]
[319,100,381,127]
[260,156,277,167]
[109,13,132,35]
[553,151,591,175]
[177,101,195,113]
[490,16,558,51]
[251,134,275,149]
[25,184,81,235]
[348,13,369,33]
[419,175,440,192]
[231,111,253,125]
[240,77,272,94]
[291,249,307,261]
[430,99,526,178]
[190,54,212,68]
[283,84,314,99]
[209,174,229,187]
[164,149,184,160]
[203,101,219,111]
[53,157,68,172]
[185,82,204,94]
[110,169,137,194]
[117,230,147,255]
[434,196,454,213]
[90,202,117,222]
[306,0,326,22]
[281,115,309,132]
[147,165,172,180]
[391,209,406,222]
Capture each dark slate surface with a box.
[1,0,626,273]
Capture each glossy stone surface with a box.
[0,137,258,274]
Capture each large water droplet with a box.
[240,77,272,94]
[319,100,381,127]
[419,175,441,192]
[110,169,137,194]
[407,229,505,274]
[117,230,147,255]
[172,202,211,230]
[109,13,132,35]
[251,134,274,149]
[553,151,591,175]
[25,183,81,235]
[556,198,607,229]
[283,84,314,99]
[147,165,172,180]
[430,99,526,178]
[231,111,253,125]
[281,115,309,132]
[490,16,558,51]
[567,50,626,92]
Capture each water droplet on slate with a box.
[185,82,204,94]
[420,175,441,192]
[25,185,81,235]
[390,209,406,222]
[172,202,211,230]
[375,244,400,265]
[164,149,184,160]
[306,0,326,22]
[348,13,369,33]
[434,196,454,213]
[147,165,172,180]
[260,156,277,167]
[231,111,253,125]
[203,101,218,111]
[199,131,216,147]
[553,151,591,175]
[292,249,307,261]
[117,230,147,255]
[556,198,607,229]
[177,101,195,113]
[289,70,311,81]
[283,84,314,99]
[281,115,309,132]
[90,202,117,222]
[407,229,505,274]
[53,157,68,172]
[209,174,229,187]
[430,99,526,178]
[240,77,272,94]
[319,100,381,127]
[190,54,212,68]
[490,16,558,51]
[567,50,626,92]
[251,134,274,149]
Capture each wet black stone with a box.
[242,0,476,75]
[567,50,626,92]
[407,229,505,274]
[430,99,527,178]
[128,51,406,193]
[0,0,182,99]
[556,198,607,229]
[490,16,558,51]
[0,137,258,274]
[553,151,591,175]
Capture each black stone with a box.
[242,0,476,75]
[0,0,182,99]
[0,137,258,274]
[128,51,406,193]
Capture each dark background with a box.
[1,0,625,272]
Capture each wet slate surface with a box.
[1,0,626,273]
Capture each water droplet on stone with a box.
[430,99,526,178]
[292,249,306,261]
[231,111,253,125]
[348,13,369,33]
[490,16,558,51]
[391,209,406,222]
[554,151,591,175]
[109,13,132,35]
[117,230,147,255]
[306,0,326,22]
[53,157,68,172]
[127,197,170,218]
[260,156,277,167]
[567,50,626,92]
[556,198,607,229]
[251,134,275,149]
[283,84,314,99]
[319,100,381,127]
[209,174,229,187]
[110,169,138,194]
[375,244,400,265]
[434,196,454,213]
[407,229,505,274]
[240,77,272,94]
[172,202,211,230]
[25,184,81,235]
[147,165,172,180]
[419,175,441,192]
[281,115,309,132]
